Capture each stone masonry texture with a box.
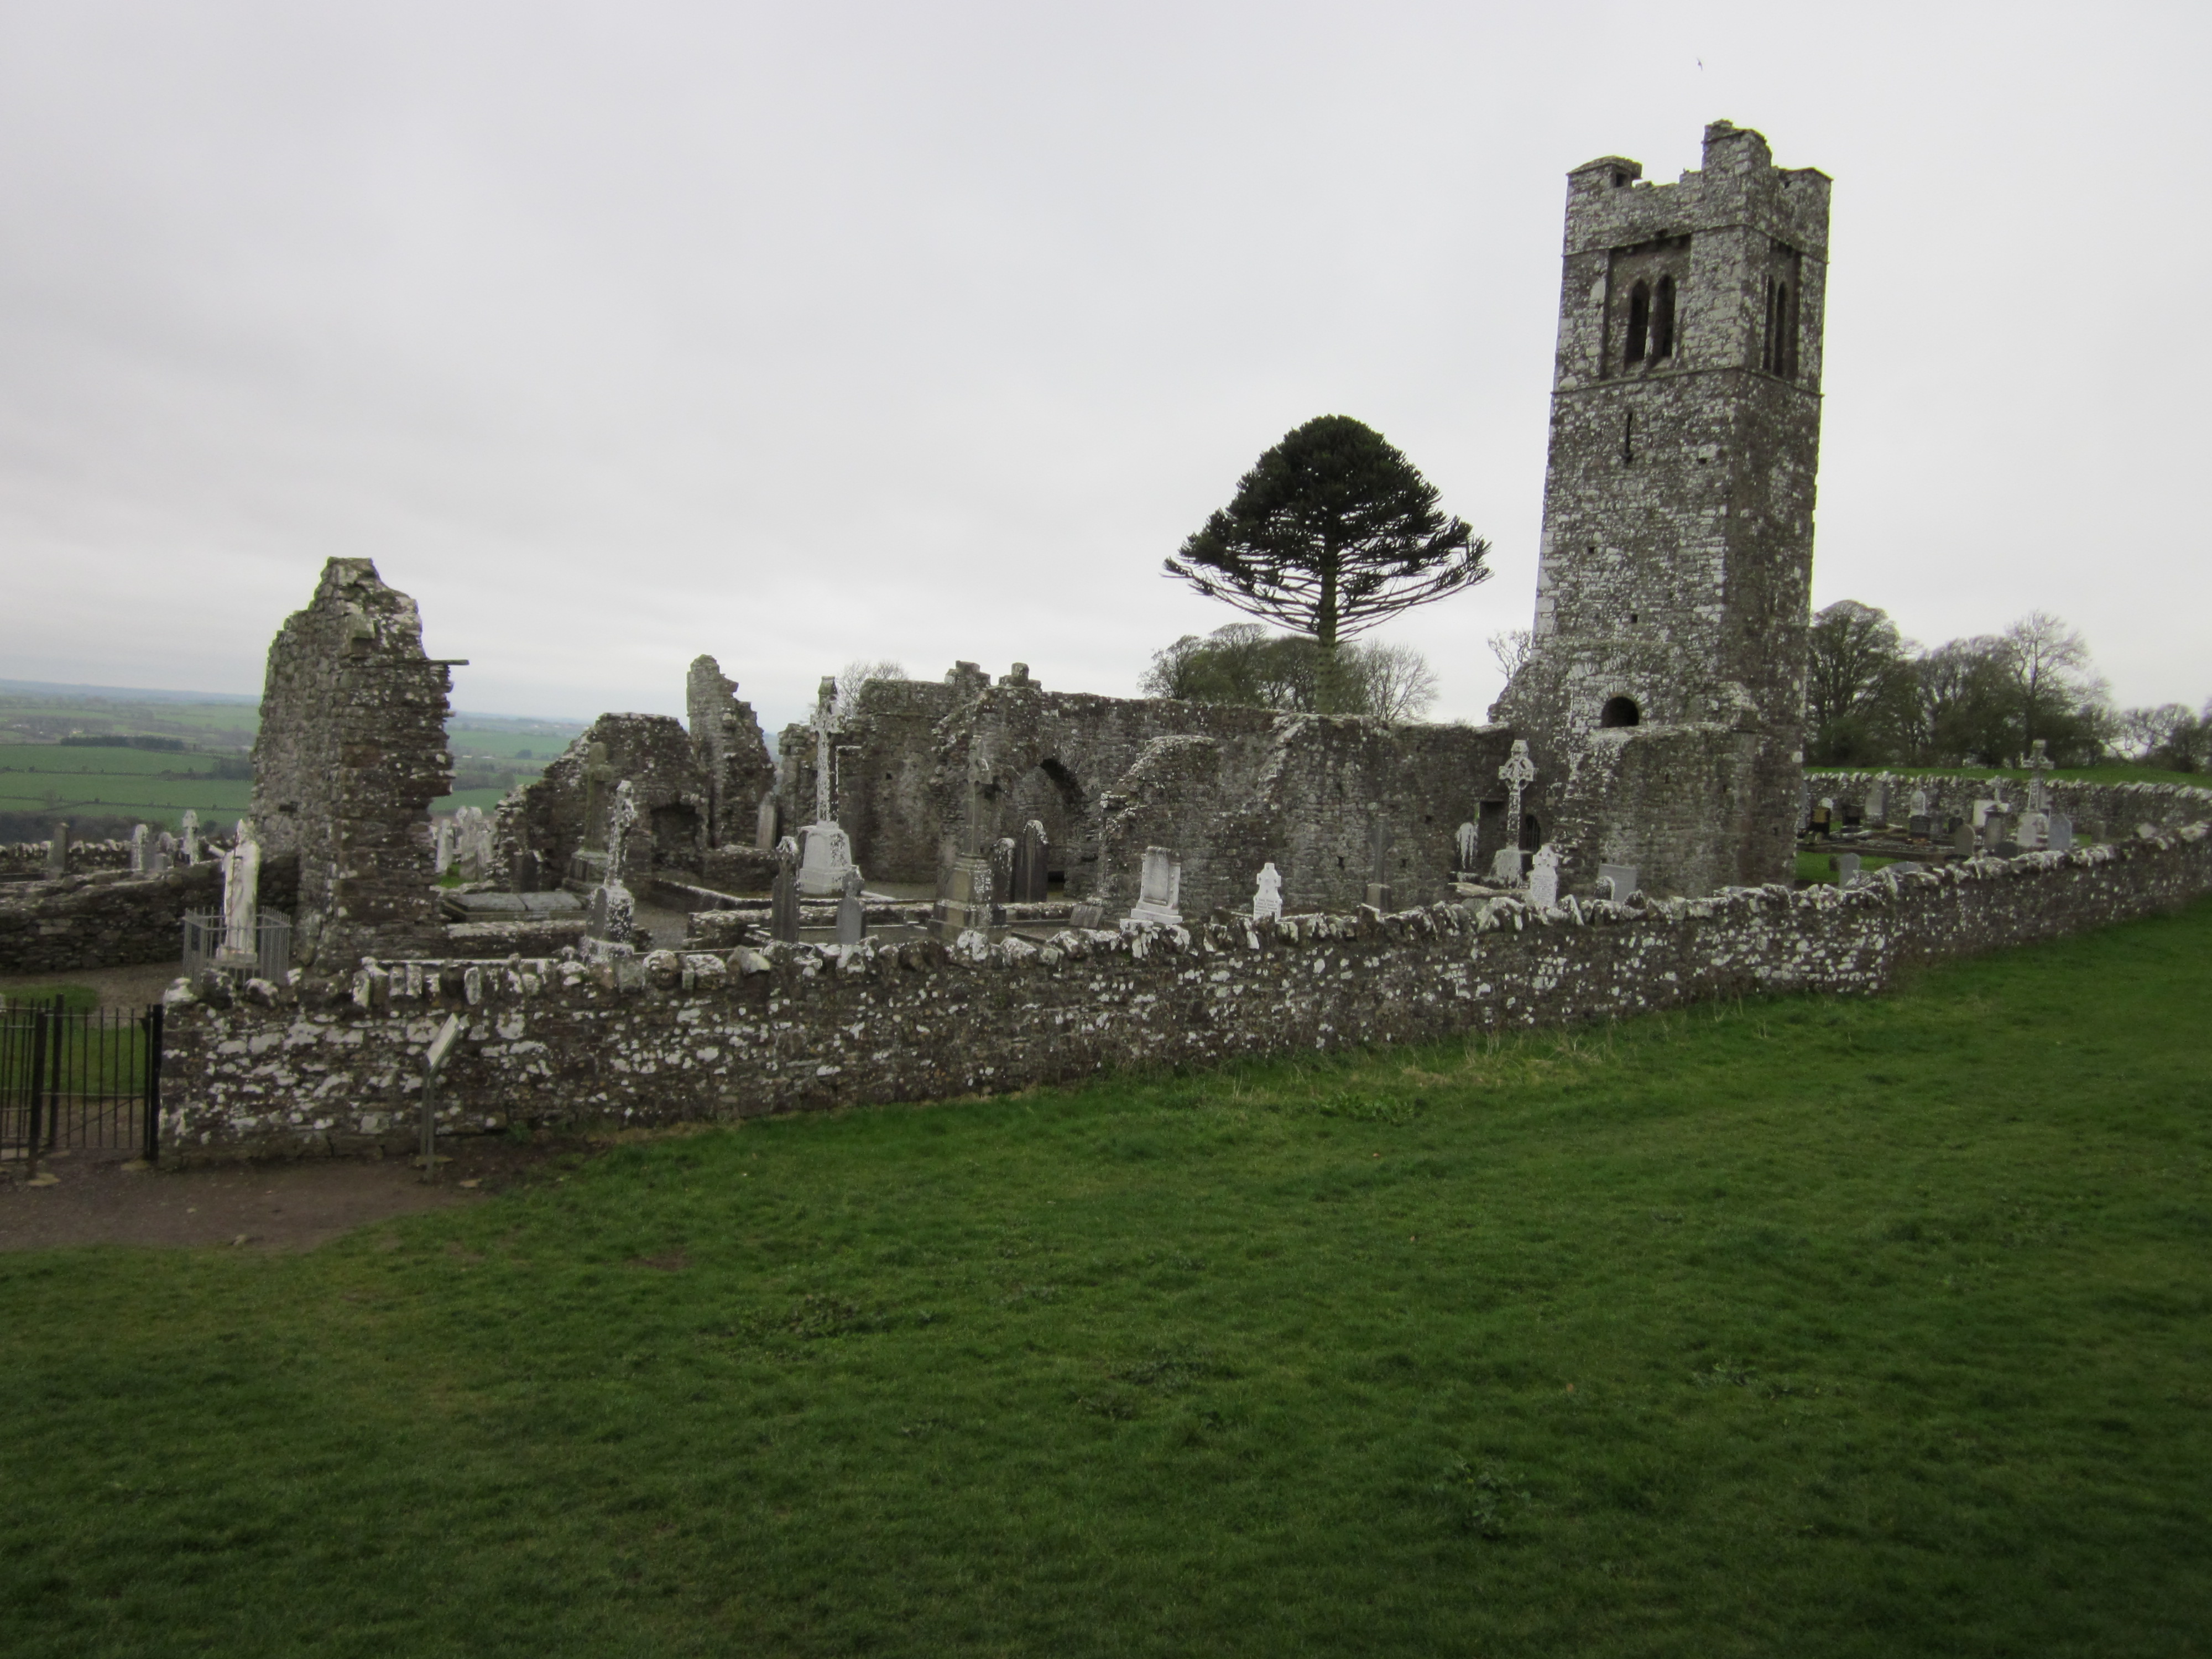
[251,559,453,967]
[156,814,2212,1163]
[1498,120,1829,898]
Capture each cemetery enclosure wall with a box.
[156,823,2212,1164]
[1,840,136,878]
[1803,772,2212,833]
[0,856,300,976]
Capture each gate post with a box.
[24,1003,49,1181]
[141,1004,165,1165]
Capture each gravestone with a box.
[932,854,995,941]
[798,822,855,899]
[1526,844,1561,910]
[1011,820,1050,902]
[2025,738,2054,813]
[156,830,176,858]
[434,817,454,874]
[1498,740,1536,856]
[770,836,802,944]
[1454,821,1478,875]
[151,852,172,875]
[587,881,635,947]
[130,823,149,874]
[2047,813,2074,852]
[1490,847,1526,885]
[1970,799,1997,830]
[587,783,640,949]
[1981,812,2011,850]
[1840,801,1863,831]
[1908,815,1933,838]
[180,810,200,865]
[1597,862,1637,901]
[1809,799,1833,838]
[1865,781,1889,825]
[46,823,68,875]
[1953,822,1976,856]
[1910,787,1930,818]
[754,795,778,854]
[1252,862,1283,922]
[2016,811,2048,851]
[989,837,1016,907]
[1364,817,1393,912]
[1836,853,1861,887]
[835,868,867,946]
[1128,846,1183,925]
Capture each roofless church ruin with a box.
[8,122,2209,1166]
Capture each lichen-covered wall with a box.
[0,857,299,975]
[1496,120,1830,897]
[251,559,452,967]
[500,713,705,885]
[156,820,2212,1164]
[684,655,776,848]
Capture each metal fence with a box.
[181,911,291,981]
[0,997,165,1168]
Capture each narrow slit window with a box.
[1774,280,1790,378]
[1760,276,1776,372]
[1651,275,1676,359]
[1621,410,1635,465]
[1624,280,1650,366]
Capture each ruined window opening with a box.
[1651,275,1676,359]
[1621,411,1635,466]
[1761,276,1776,372]
[1520,815,1543,853]
[1625,281,1650,366]
[1600,695,1641,728]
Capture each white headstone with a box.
[1910,787,1930,817]
[1525,843,1560,910]
[2016,811,2048,851]
[1837,852,1862,887]
[2047,813,2074,851]
[1252,862,1283,922]
[180,810,200,865]
[1490,847,1525,886]
[130,823,149,874]
[797,822,854,898]
[434,817,455,873]
[1128,846,1182,925]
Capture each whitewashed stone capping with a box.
[153,820,2212,1164]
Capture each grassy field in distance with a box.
[3,898,2206,1657]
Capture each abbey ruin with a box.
[8,121,2210,1164]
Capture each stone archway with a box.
[1003,759,1090,897]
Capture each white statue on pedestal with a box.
[1252,862,1283,922]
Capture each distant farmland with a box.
[0,686,584,836]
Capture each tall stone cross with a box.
[581,742,614,852]
[1498,739,1537,855]
[2026,739,2054,815]
[604,780,639,887]
[811,676,838,824]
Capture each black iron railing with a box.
[0,997,164,1170]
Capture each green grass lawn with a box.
[1795,849,1907,885]
[4,905,2209,1657]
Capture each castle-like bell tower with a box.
[1494,120,1830,896]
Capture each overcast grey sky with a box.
[2,1,2204,735]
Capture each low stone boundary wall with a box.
[0,839,137,878]
[0,855,299,977]
[1806,771,2212,833]
[155,822,2212,1164]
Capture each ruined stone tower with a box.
[252,559,454,966]
[1494,119,1829,896]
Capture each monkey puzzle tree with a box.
[1163,416,1489,711]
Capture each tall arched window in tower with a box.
[1651,275,1676,360]
[1624,280,1650,366]
[1760,276,1777,372]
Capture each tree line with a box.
[1807,601,2209,772]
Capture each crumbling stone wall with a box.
[501,713,706,885]
[0,839,137,878]
[685,655,776,848]
[1497,120,1830,897]
[156,817,2212,1163]
[804,665,1517,911]
[0,857,299,975]
[251,559,452,968]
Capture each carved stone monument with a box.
[835,868,867,946]
[1252,862,1283,923]
[798,677,857,898]
[1525,843,1560,910]
[1128,847,1183,925]
[770,836,802,944]
[216,821,262,969]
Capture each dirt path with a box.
[0,1136,569,1253]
